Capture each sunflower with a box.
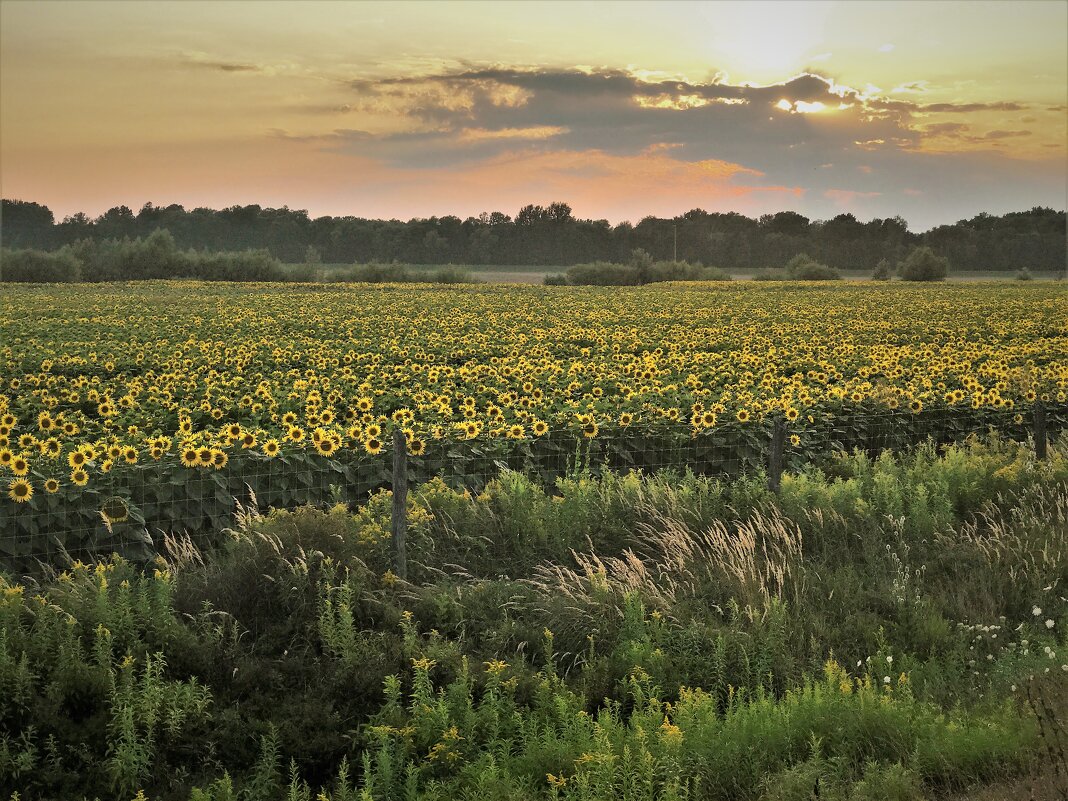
[10,456,30,477]
[736,409,751,423]
[507,424,525,440]
[212,449,228,469]
[315,438,337,457]
[363,437,383,455]
[196,447,213,467]
[70,468,89,486]
[123,446,138,464]
[619,412,633,427]
[44,478,60,494]
[287,426,305,443]
[179,447,199,468]
[408,438,426,456]
[240,432,256,449]
[789,434,801,447]
[0,449,11,467]
[582,421,599,439]
[262,439,281,458]
[8,478,32,503]
[909,399,923,414]
[532,420,549,436]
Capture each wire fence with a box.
[0,403,1063,577]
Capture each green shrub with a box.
[785,253,841,280]
[649,260,732,282]
[61,230,286,282]
[873,258,893,280]
[898,246,949,282]
[565,261,639,285]
[1016,267,1033,281]
[0,247,82,282]
[337,262,478,284]
[543,273,569,286]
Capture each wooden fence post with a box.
[768,416,786,494]
[1034,400,1047,461]
[391,429,408,580]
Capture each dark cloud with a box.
[920,101,1027,113]
[924,122,970,135]
[308,66,1060,225]
[189,60,261,73]
[984,129,1032,139]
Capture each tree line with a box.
[2,198,1065,272]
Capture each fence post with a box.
[391,429,408,580]
[768,415,786,494]
[1034,400,1047,461]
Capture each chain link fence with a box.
[1,403,1063,577]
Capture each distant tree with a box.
[1,199,55,248]
[873,258,893,280]
[304,245,322,265]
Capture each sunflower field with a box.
[1,280,1065,568]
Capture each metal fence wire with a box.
[0,402,1063,577]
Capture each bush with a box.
[542,273,569,286]
[1016,267,1033,281]
[63,230,286,282]
[785,253,841,280]
[873,258,893,281]
[898,246,949,282]
[428,265,479,284]
[649,260,732,282]
[338,262,478,284]
[565,261,639,285]
[0,247,81,282]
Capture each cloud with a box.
[179,54,263,73]
[921,101,1027,113]
[984,129,1031,139]
[272,65,1060,225]
[825,189,881,205]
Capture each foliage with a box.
[1,231,287,283]
[335,262,479,284]
[872,258,893,280]
[784,254,841,281]
[559,260,731,285]
[898,246,949,282]
[0,248,81,283]
[1,436,1066,799]
[3,198,1065,272]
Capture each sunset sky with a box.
[1,0,1065,229]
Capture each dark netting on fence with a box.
[1,403,1064,576]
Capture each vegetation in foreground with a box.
[2,434,1066,800]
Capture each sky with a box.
[1,0,1066,230]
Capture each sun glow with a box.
[776,99,828,113]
